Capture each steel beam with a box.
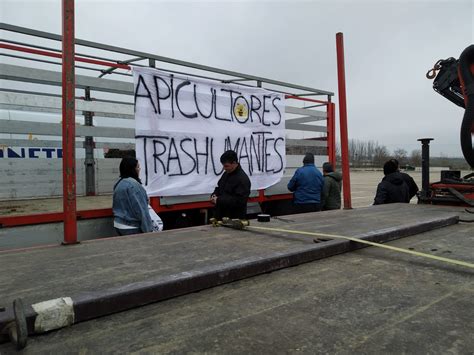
[327,102,337,167]
[285,106,326,117]
[285,122,327,133]
[0,90,134,117]
[0,63,134,95]
[61,0,77,244]
[0,139,135,150]
[336,33,352,209]
[83,87,95,196]
[0,120,135,138]
[286,139,327,148]
[1,91,325,120]
[0,23,333,96]
[285,115,327,124]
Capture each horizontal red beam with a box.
[1,43,335,100]
[78,208,113,219]
[153,200,213,212]
[256,193,294,201]
[431,183,474,190]
[285,95,329,105]
[0,212,64,227]
[0,42,131,70]
[0,194,295,228]
[151,193,294,213]
[0,208,113,228]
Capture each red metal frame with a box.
[0,42,130,70]
[0,209,113,228]
[430,183,474,197]
[327,102,336,167]
[430,183,474,205]
[431,183,474,190]
[0,94,333,228]
[149,191,295,213]
[285,94,335,166]
[0,193,299,228]
[0,42,340,229]
[285,95,328,105]
[62,0,78,244]
[336,32,352,209]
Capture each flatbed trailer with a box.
[0,203,472,352]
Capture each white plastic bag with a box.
[148,205,163,232]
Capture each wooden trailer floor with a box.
[0,204,473,353]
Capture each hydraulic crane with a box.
[425,45,474,206]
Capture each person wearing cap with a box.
[287,152,324,213]
[390,158,419,201]
[374,160,410,205]
[210,150,251,220]
[321,162,342,210]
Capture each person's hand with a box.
[210,194,217,204]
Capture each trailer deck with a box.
[12,220,470,354]
[1,203,472,353]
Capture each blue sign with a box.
[0,147,63,159]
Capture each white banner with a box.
[133,67,286,196]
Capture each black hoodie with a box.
[212,164,251,219]
[399,172,419,200]
[374,172,410,205]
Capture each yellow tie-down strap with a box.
[248,225,474,270]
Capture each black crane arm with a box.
[427,45,474,168]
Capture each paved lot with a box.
[348,170,447,207]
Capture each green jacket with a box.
[321,172,342,210]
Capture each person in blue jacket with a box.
[113,157,153,235]
[287,152,324,213]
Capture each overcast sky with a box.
[1,0,473,156]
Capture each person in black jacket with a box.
[211,150,251,220]
[390,159,419,201]
[374,160,410,205]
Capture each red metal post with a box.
[327,103,337,168]
[150,196,161,211]
[62,0,78,244]
[336,32,352,209]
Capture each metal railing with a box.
[0,21,337,238]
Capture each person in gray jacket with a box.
[113,157,153,235]
[321,162,342,210]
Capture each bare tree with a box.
[366,140,376,163]
[409,149,422,166]
[335,142,341,161]
[347,139,391,167]
[393,148,408,165]
[348,139,369,167]
[373,145,390,167]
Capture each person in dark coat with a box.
[211,150,251,220]
[390,159,419,201]
[321,162,342,210]
[287,152,324,213]
[374,160,410,205]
